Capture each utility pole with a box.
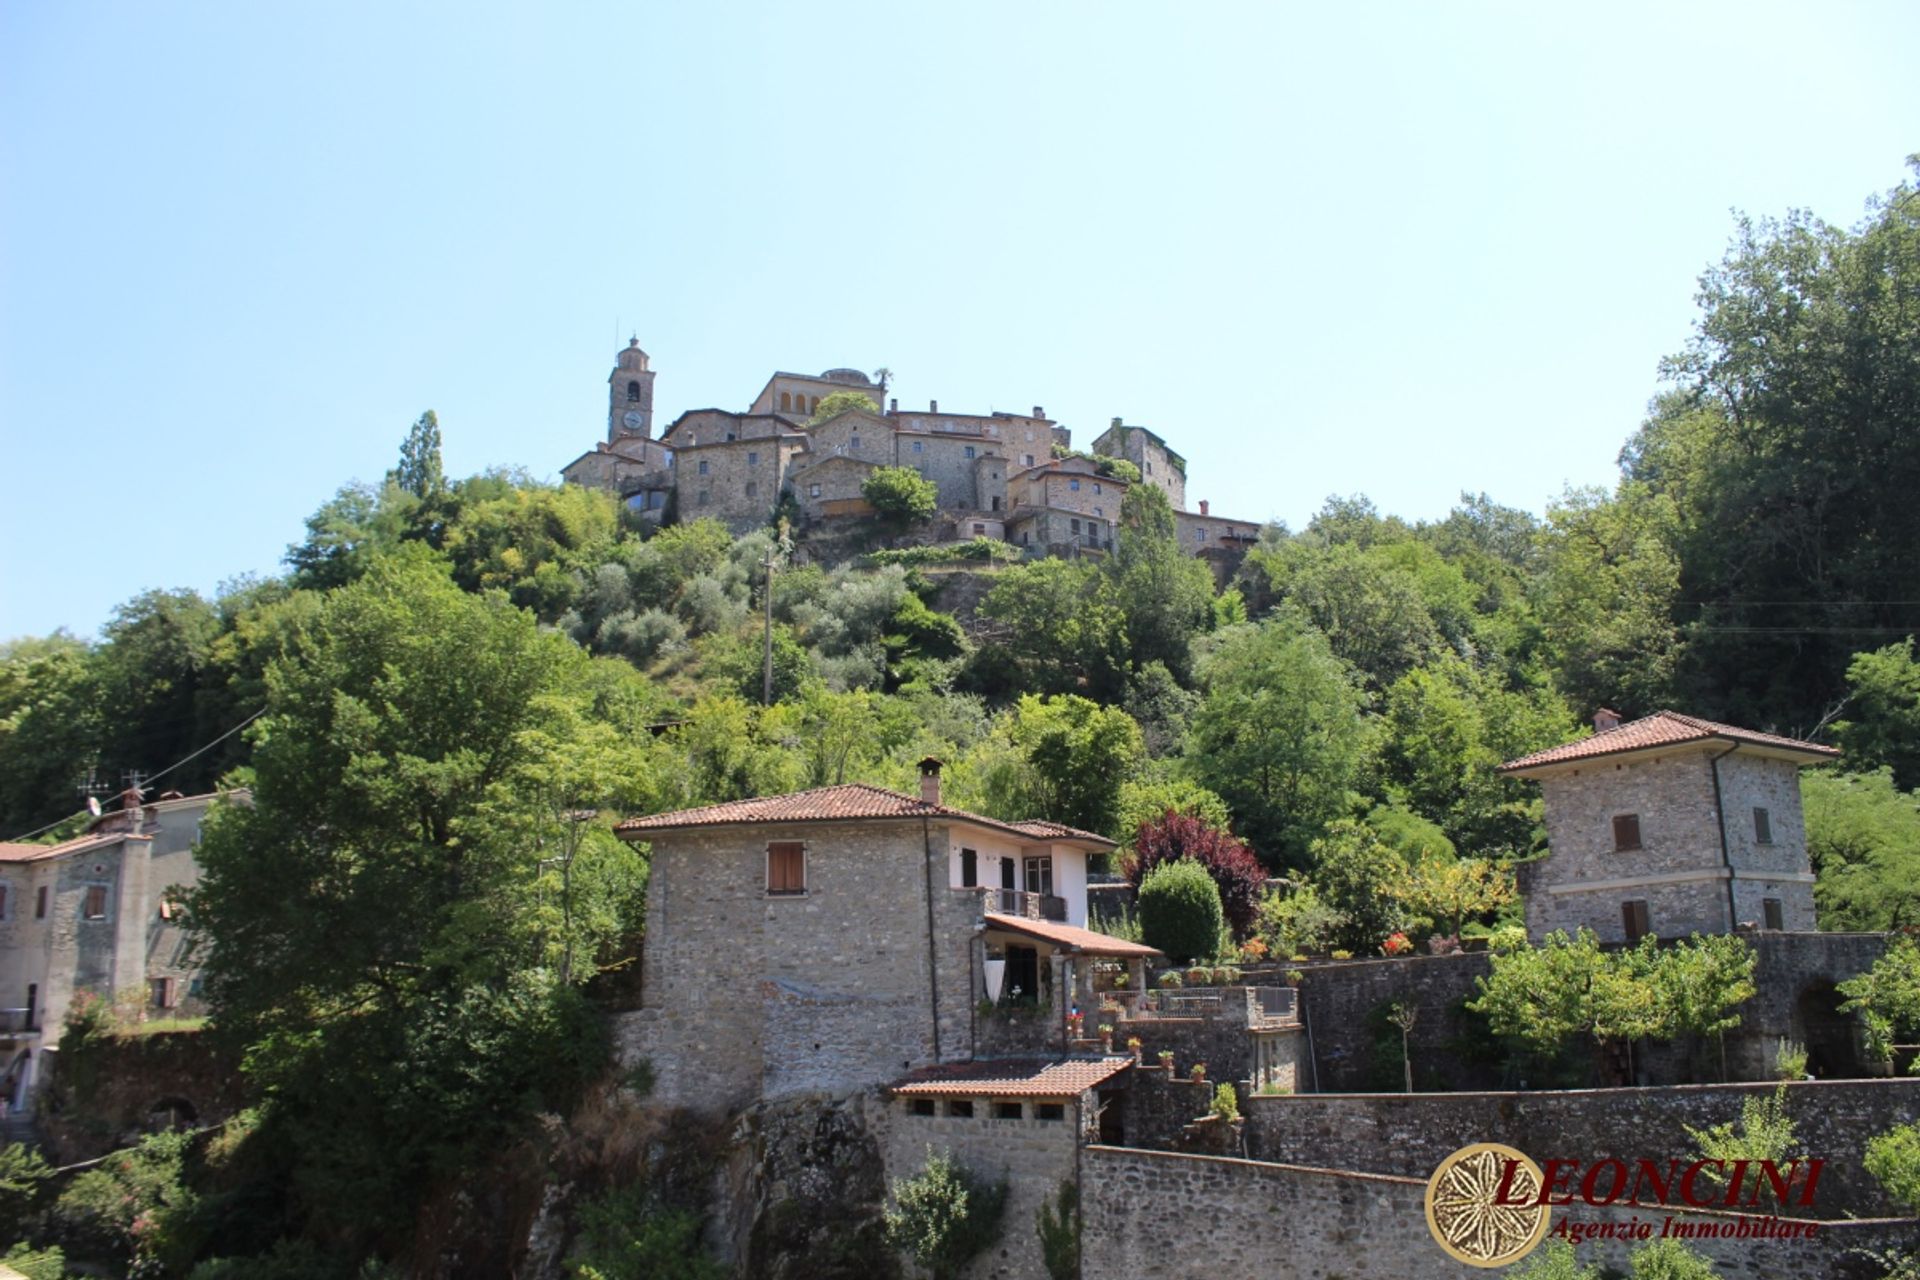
[762,518,791,706]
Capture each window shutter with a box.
[1612,814,1642,851]
[1763,898,1785,930]
[1754,808,1772,844]
[767,842,805,895]
[1622,900,1650,940]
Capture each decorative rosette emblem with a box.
[1425,1142,1553,1268]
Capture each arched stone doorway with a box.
[1795,982,1866,1078]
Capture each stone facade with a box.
[0,792,231,1108]
[675,434,806,530]
[1519,746,1820,943]
[1091,418,1186,511]
[749,368,883,419]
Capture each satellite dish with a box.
[86,797,102,818]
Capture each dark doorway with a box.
[1096,1087,1125,1144]
[1797,982,1865,1078]
[960,848,977,888]
[1005,945,1039,1006]
[1000,858,1016,891]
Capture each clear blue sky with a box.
[3,2,1915,641]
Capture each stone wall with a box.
[1241,1076,1920,1218]
[617,819,979,1112]
[871,1088,1079,1280]
[1079,1145,1913,1280]
[677,437,801,532]
[1294,953,1497,1092]
[40,1028,246,1162]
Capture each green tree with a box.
[388,410,445,499]
[1835,640,1920,791]
[1240,538,1441,688]
[1033,1180,1079,1280]
[0,1142,52,1244]
[187,551,632,1248]
[1396,853,1515,940]
[882,1149,1007,1280]
[972,560,1128,700]
[810,390,879,423]
[1137,860,1224,965]
[1866,1122,1920,1213]
[1187,618,1375,865]
[1804,768,1920,929]
[1108,484,1213,682]
[861,466,938,527]
[951,695,1143,836]
[1628,1238,1721,1279]
[0,632,102,834]
[1506,1240,1601,1280]
[1306,820,1415,953]
[1838,934,1920,1069]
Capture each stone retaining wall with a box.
[1079,1145,1914,1280]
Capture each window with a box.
[83,885,108,920]
[964,446,975,459]
[697,459,709,475]
[909,1099,935,1116]
[1612,814,1642,852]
[809,484,822,498]
[1146,461,1154,475]
[35,887,47,920]
[0,886,7,919]
[767,842,806,895]
[992,1101,1023,1120]
[745,481,758,498]
[1023,454,1035,466]
[697,490,710,506]
[1036,1103,1065,1122]
[149,977,174,1009]
[850,435,861,450]
[780,391,792,411]
[1093,483,1102,494]
[1024,856,1053,895]
[1194,527,1205,542]
[1093,507,1103,518]
[1754,808,1773,844]
[946,1100,974,1118]
[1622,900,1650,941]
[1069,478,1080,491]
[913,440,923,453]
[626,380,641,402]
[1763,898,1785,930]
[747,451,758,466]
[973,523,986,534]
[1070,519,1081,535]
[960,848,978,888]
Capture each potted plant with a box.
[1066,1011,1084,1037]
[1381,932,1413,957]
[1189,1062,1207,1084]
[1097,1022,1114,1051]
[1157,970,1183,989]
[1157,1049,1175,1071]
[1126,1036,1143,1062]
[1284,968,1304,988]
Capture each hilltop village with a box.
[561,341,1263,567]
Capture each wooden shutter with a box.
[1754,808,1773,844]
[767,842,805,895]
[1622,900,1650,940]
[1612,814,1642,851]
[1763,898,1784,930]
[83,885,107,919]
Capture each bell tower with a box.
[609,337,656,441]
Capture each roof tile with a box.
[983,912,1163,958]
[889,1056,1133,1099]
[1499,711,1839,774]
[615,783,1115,850]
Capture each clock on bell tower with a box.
[608,337,656,441]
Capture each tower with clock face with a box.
[608,337,656,441]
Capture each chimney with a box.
[1199,499,1210,516]
[120,786,145,836]
[918,757,944,806]
[1594,708,1623,732]
[1033,405,1045,418]
[889,397,898,413]
[1111,416,1123,428]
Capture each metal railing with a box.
[0,1009,37,1035]
[1253,986,1298,1026]
[985,888,1067,922]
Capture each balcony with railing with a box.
[0,1009,38,1036]
[984,887,1067,923]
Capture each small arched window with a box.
[780,392,792,411]
[626,380,641,402]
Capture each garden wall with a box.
[1241,1076,1920,1219]
[1293,952,1496,1092]
[1079,1145,1914,1280]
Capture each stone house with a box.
[1502,710,1838,943]
[1091,417,1186,511]
[0,789,235,1108]
[610,761,1164,1113]
[558,433,676,520]
[748,368,884,420]
[1005,458,1120,555]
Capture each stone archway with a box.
[144,1096,198,1132]
[1794,982,1866,1079]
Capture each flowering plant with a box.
[1381,932,1413,957]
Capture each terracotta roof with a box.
[0,832,136,865]
[889,1056,1133,1099]
[1499,711,1840,775]
[616,783,1115,850]
[983,913,1163,957]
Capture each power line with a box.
[1,707,266,844]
